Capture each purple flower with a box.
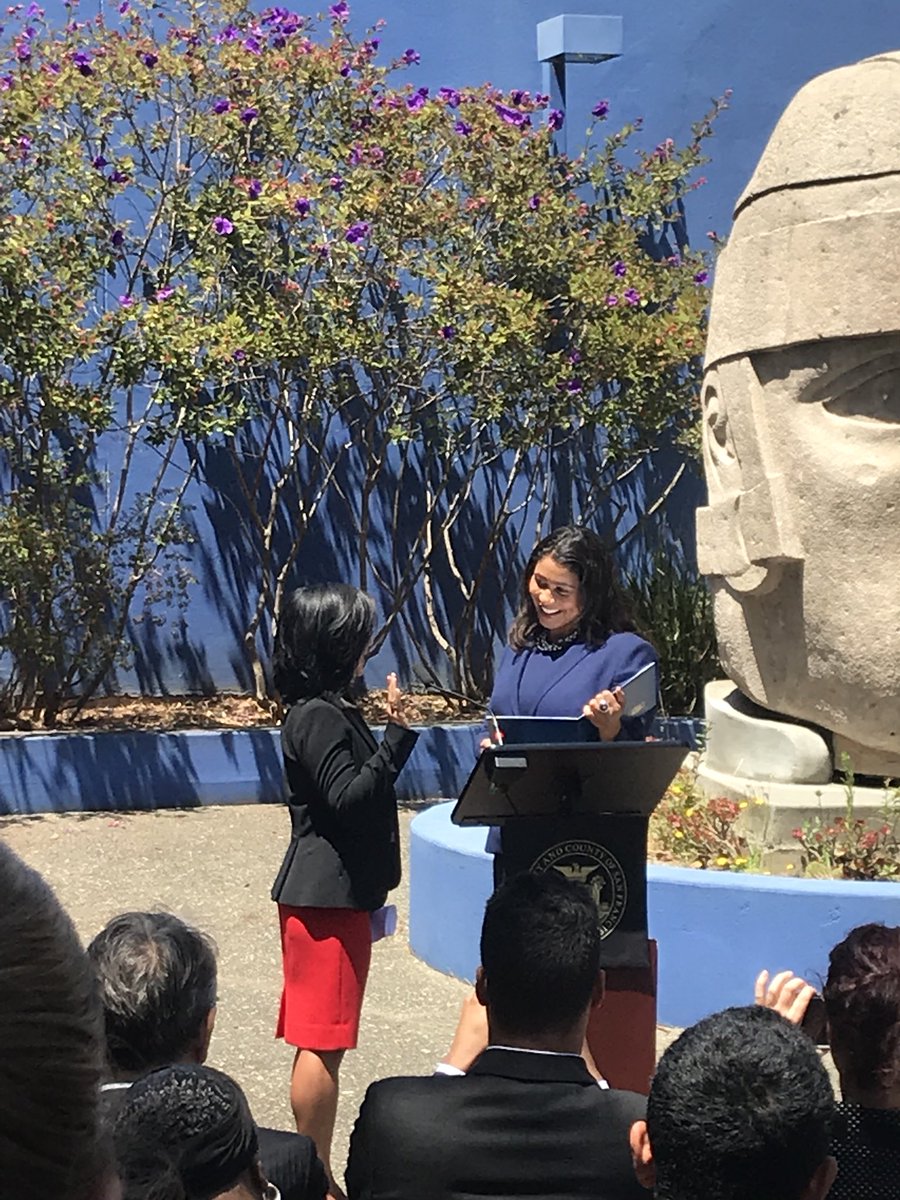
[139,51,158,68]
[118,2,130,13]
[213,97,230,114]
[242,36,261,54]
[232,349,247,363]
[339,62,351,77]
[344,220,370,243]
[693,269,709,285]
[26,1,41,15]
[0,74,13,91]
[437,86,460,108]
[453,119,472,136]
[439,325,456,340]
[118,294,134,308]
[329,175,344,191]
[348,144,363,166]
[605,294,619,307]
[247,178,262,199]
[591,99,610,119]
[510,89,528,105]
[329,1,349,23]
[406,87,428,111]
[402,47,420,64]
[15,43,31,63]
[362,38,380,56]
[216,24,240,43]
[110,228,124,247]
[547,108,564,131]
[534,92,550,106]
[528,194,541,211]
[495,103,528,127]
[612,260,626,278]
[623,287,641,306]
[240,106,258,125]
[109,169,128,184]
[155,285,174,301]
[92,154,107,170]
[566,378,583,393]
[72,50,93,75]
[568,349,582,364]
[213,216,234,236]
[294,197,310,216]
[48,61,60,73]
[18,135,31,156]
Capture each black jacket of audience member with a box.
[345,1046,647,1200]
[271,696,417,912]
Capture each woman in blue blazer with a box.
[489,525,657,739]
[485,526,658,870]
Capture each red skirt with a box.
[276,905,372,1051]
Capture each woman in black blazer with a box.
[271,584,418,1190]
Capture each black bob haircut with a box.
[647,1005,834,1200]
[273,583,376,703]
[480,871,601,1038]
[508,525,636,651]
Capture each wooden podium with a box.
[452,740,683,1094]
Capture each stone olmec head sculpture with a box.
[697,51,900,778]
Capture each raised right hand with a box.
[754,969,816,1025]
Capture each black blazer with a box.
[345,1047,647,1200]
[271,696,418,912]
[257,1127,328,1200]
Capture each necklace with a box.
[531,627,581,655]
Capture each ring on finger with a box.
[598,701,609,713]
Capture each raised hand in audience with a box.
[754,969,816,1024]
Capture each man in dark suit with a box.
[345,872,647,1200]
[88,911,327,1200]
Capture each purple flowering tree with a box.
[0,0,723,709]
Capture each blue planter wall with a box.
[408,803,900,1027]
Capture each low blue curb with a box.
[0,722,482,815]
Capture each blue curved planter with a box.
[409,802,900,1027]
[0,722,481,815]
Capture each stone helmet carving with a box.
[697,52,900,773]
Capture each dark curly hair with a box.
[273,583,376,704]
[508,525,636,651]
[824,923,900,1094]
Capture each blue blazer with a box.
[489,631,658,741]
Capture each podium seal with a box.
[531,839,628,939]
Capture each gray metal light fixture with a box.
[536,14,622,153]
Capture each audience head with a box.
[273,583,376,703]
[632,1005,835,1200]
[510,524,635,650]
[0,841,112,1200]
[823,921,900,1101]
[87,911,217,1077]
[114,1064,267,1200]
[477,871,602,1043]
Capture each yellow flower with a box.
[738,800,748,810]
[754,797,765,806]
[684,807,695,817]
[716,855,730,866]
[674,830,684,839]
[786,863,795,871]
[734,856,748,866]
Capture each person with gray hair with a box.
[87,911,326,1200]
